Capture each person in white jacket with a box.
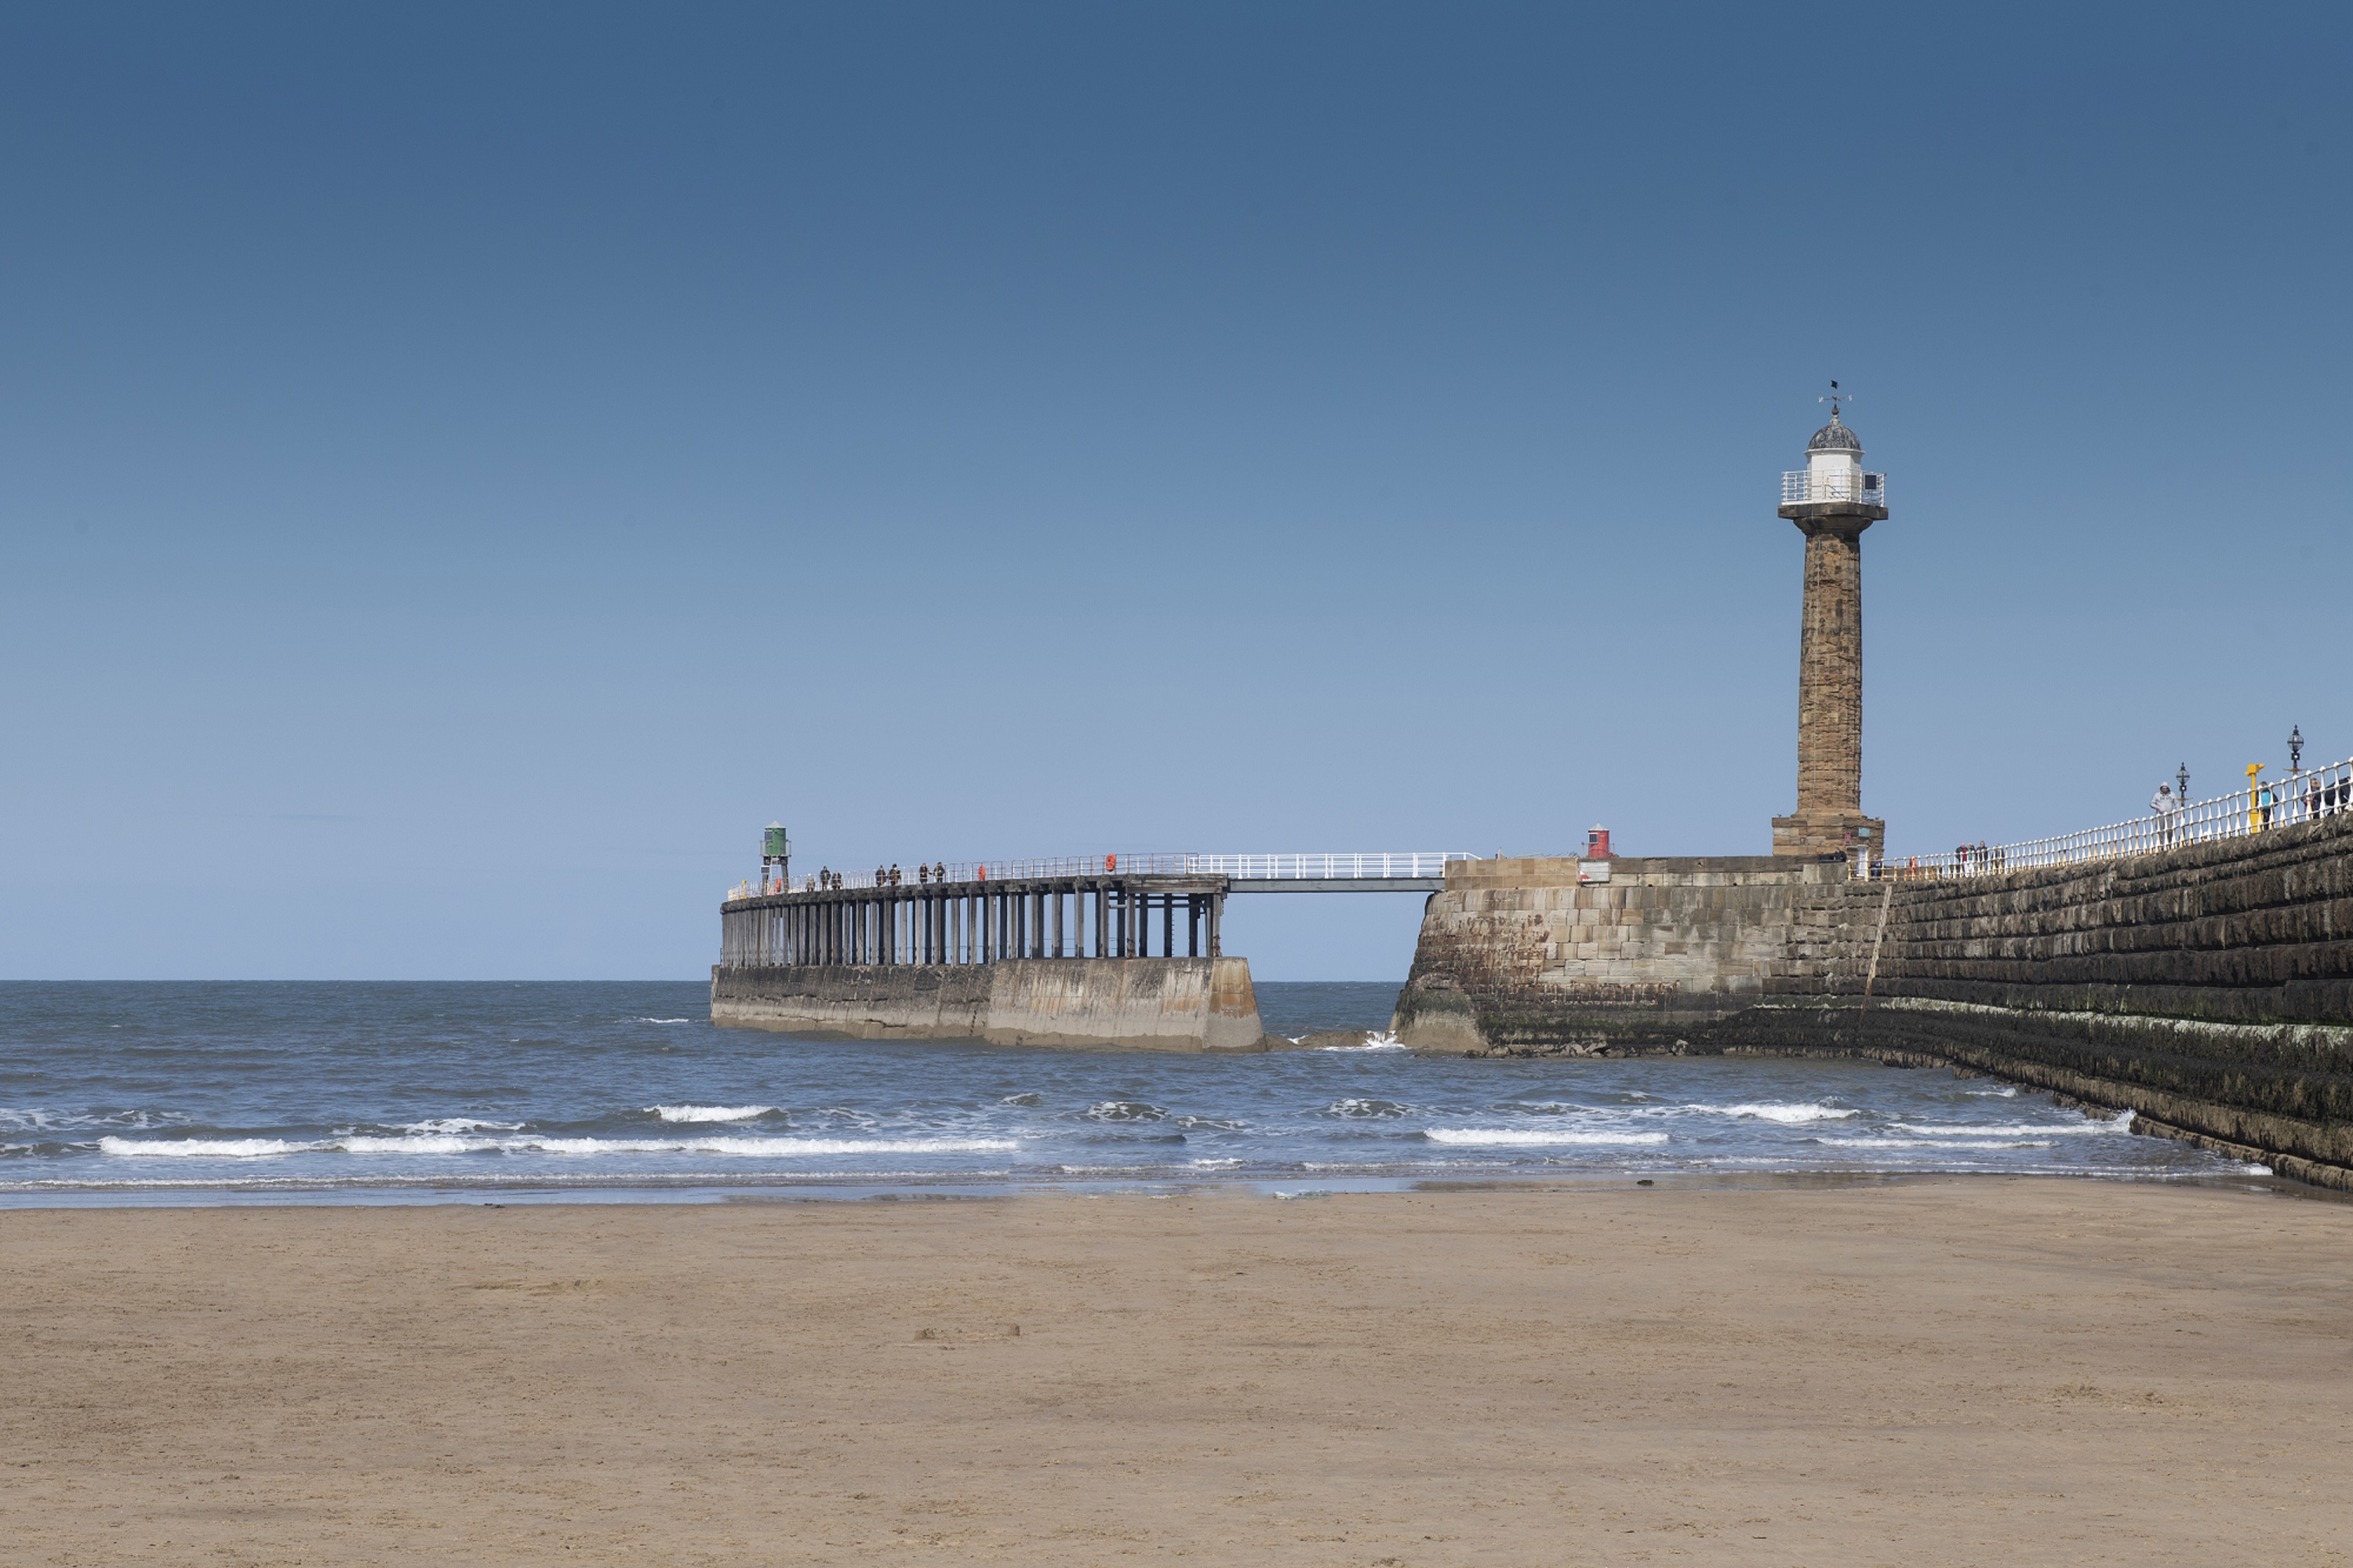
[2151,784,2181,847]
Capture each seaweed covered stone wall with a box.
[1391,855,1852,1051]
[1819,810,2353,1020]
[1398,814,2353,1186]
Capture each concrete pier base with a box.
[711,956,1271,1053]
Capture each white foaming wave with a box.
[1319,1032,1409,1052]
[635,1017,693,1024]
[1693,1101,1860,1124]
[98,1133,1016,1159]
[3,1108,187,1132]
[99,1137,316,1158]
[1891,1111,2133,1138]
[340,1133,497,1154]
[649,1104,776,1123]
[1082,1100,1166,1122]
[1328,1097,1413,1119]
[516,1136,1019,1156]
[1424,1128,1670,1147]
[1822,1137,2056,1151]
[400,1118,523,1134]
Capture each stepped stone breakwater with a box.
[1395,813,2353,1187]
[711,956,1273,1053]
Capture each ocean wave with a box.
[1820,1137,2057,1151]
[1889,1111,2133,1137]
[1423,1128,1671,1147]
[1318,1032,1409,1052]
[400,1118,524,1134]
[1082,1100,1166,1122]
[1693,1101,1860,1124]
[1327,1098,1413,1119]
[96,1134,1017,1159]
[1,1108,188,1133]
[649,1104,776,1123]
[635,1017,693,1024]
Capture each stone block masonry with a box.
[1773,511,1887,859]
[1392,854,1852,1052]
[712,956,1272,1053]
[1401,813,2353,1187]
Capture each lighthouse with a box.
[1770,395,1888,864]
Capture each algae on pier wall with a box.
[1395,813,2353,1186]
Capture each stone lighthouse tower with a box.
[1770,395,1888,863]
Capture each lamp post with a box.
[2289,726,2304,772]
[2177,762,2190,805]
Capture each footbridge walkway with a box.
[718,853,1471,970]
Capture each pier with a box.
[711,852,1467,1052]
[717,853,1469,969]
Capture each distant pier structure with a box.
[1771,394,1889,864]
[712,852,1466,1051]
[720,858,1235,970]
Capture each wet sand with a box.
[5,1178,2351,1566]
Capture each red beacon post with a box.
[1579,825,1613,885]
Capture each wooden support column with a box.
[1208,893,1221,958]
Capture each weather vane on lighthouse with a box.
[1819,380,1853,419]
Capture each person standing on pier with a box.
[2151,784,2180,847]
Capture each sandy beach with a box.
[5,1179,2351,1566]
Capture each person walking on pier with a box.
[2151,783,2180,848]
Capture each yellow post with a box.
[2246,762,2266,834]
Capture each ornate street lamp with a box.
[2177,762,2190,805]
[2289,726,2304,772]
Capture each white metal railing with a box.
[1781,470,1887,507]
[1184,852,1474,880]
[727,850,1478,902]
[1885,755,2353,879]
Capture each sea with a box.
[0,980,2271,1206]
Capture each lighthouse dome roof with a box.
[1806,414,1863,453]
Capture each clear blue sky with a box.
[3,2,2346,980]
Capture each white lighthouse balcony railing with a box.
[1780,471,1887,507]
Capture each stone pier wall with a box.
[711,956,1272,1053]
[1398,813,2353,1186]
[1391,855,1852,1051]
